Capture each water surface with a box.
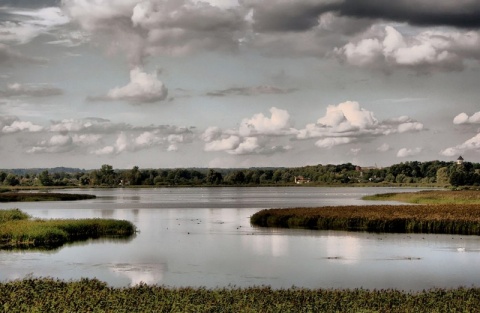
[1,187,479,291]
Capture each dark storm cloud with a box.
[0,0,60,9]
[246,0,480,33]
[245,1,339,32]
[334,0,480,29]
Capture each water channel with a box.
[1,187,480,291]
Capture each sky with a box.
[0,0,480,169]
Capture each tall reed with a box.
[1,278,480,312]
[251,204,480,235]
[0,209,135,249]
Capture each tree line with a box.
[1,160,479,188]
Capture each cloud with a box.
[453,112,480,124]
[239,107,295,137]
[48,118,115,133]
[296,101,424,141]
[245,0,480,33]
[202,102,426,155]
[335,25,480,72]
[89,67,168,104]
[0,7,70,44]
[206,85,295,97]
[397,147,422,158]
[60,0,480,76]
[200,126,223,142]
[201,107,295,155]
[62,0,246,66]
[0,43,47,66]
[315,137,354,148]
[440,133,480,157]
[334,0,480,29]
[24,117,195,155]
[0,83,63,97]
[204,135,241,152]
[27,134,73,154]
[1,117,43,134]
[376,143,391,152]
[244,0,340,33]
[349,147,361,155]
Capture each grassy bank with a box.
[1,278,479,312]
[0,192,96,202]
[362,189,480,204]
[0,209,135,249]
[250,204,480,235]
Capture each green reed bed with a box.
[0,192,96,202]
[251,204,480,235]
[362,190,480,204]
[1,278,479,312]
[0,209,135,249]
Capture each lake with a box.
[1,187,480,291]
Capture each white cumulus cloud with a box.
[453,112,480,124]
[239,107,294,137]
[336,25,480,72]
[440,133,480,157]
[376,143,391,152]
[2,120,43,133]
[315,137,354,149]
[397,147,422,158]
[90,67,168,104]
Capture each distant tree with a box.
[436,167,449,185]
[206,169,223,185]
[39,170,53,186]
[0,172,7,183]
[3,173,19,186]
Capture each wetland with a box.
[2,187,480,291]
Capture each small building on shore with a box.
[457,156,464,165]
[294,176,310,184]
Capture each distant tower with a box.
[457,156,464,165]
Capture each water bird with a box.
[457,247,466,252]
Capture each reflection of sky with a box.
[246,234,289,258]
[325,235,361,264]
[110,263,166,285]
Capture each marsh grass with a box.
[0,208,29,223]
[362,190,480,204]
[0,209,135,249]
[1,278,480,312]
[251,204,480,235]
[0,192,96,202]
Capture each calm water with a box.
[1,187,480,291]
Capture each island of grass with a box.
[251,204,480,235]
[362,189,480,204]
[2,277,480,312]
[0,191,96,202]
[0,209,135,249]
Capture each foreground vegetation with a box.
[363,189,480,204]
[0,192,95,202]
[251,204,480,235]
[1,278,480,312]
[0,209,135,249]
[1,159,479,187]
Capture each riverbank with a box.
[0,192,96,202]
[0,278,479,312]
[0,209,135,249]
[250,204,480,235]
[362,189,480,204]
